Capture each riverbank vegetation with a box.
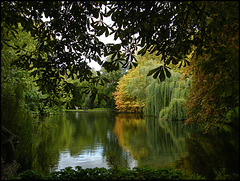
[1,1,238,180]
[14,166,203,180]
[13,166,239,180]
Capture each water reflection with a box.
[52,111,138,170]
[19,111,238,179]
[184,129,239,179]
[113,114,195,168]
[54,147,109,171]
[75,111,78,119]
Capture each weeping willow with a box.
[144,70,191,121]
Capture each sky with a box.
[89,34,121,71]
[89,16,121,71]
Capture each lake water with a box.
[18,111,239,179]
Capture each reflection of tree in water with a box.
[68,112,136,169]
[184,129,239,179]
[63,112,115,155]
[21,112,195,172]
[17,114,66,175]
[113,114,197,168]
[47,112,135,170]
[16,112,238,178]
[102,130,133,169]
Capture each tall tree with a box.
[114,68,142,112]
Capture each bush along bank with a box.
[13,166,206,180]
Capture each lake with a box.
[18,111,239,179]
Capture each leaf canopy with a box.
[1,1,238,90]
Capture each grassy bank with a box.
[66,108,115,112]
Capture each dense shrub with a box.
[15,166,206,180]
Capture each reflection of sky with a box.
[75,112,78,119]
[53,147,110,171]
[51,145,138,172]
[49,117,139,172]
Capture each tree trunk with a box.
[1,125,21,180]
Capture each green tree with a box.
[1,23,35,176]
[67,65,126,109]
[96,68,126,108]
[1,22,70,115]
[114,51,191,120]
[113,53,161,113]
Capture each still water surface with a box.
[20,111,239,179]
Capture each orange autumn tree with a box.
[113,54,161,113]
[113,68,144,112]
[185,24,239,132]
